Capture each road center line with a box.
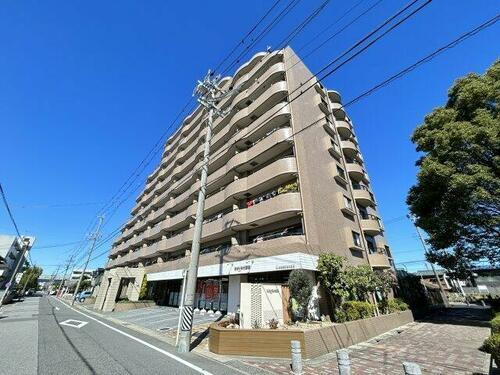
[51,297,213,375]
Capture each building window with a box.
[337,166,346,180]
[352,231,362,247]
[331,139,340,154]
[358,206,369,219]
[344,196,353,211]
[365,235,376,253]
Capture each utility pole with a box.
[57,253,77,297]
[43,265,61,295]
[407,214,449,307]
[72,216,104,306]
[177,71,239,353]
[0,236,34,309]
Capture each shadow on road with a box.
[417,305,492,327]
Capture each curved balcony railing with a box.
[109,192,302,267]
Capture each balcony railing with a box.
[250,225,303,243]
[245,181,298,208]
[200,243,231,255]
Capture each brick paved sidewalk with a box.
[242,307,492,375]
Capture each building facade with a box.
[96,47,394,312]
[0,235,35,290]
[70,269,94,281]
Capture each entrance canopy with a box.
[146,252,318,282]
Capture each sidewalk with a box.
[72,301,493,374]
[241,306,492,375]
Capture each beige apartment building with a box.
[95,47,394,313]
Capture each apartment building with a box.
[0,235,35,290]
[95,47,394,312]
[70,269,94,281]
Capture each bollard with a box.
[336,349,351,375]
[290,340,303,375]
[403,362,422,375]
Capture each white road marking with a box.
[51,297,213,375]
[60,319,88,328]
[55,307,60,311]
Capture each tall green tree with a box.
[18,266,43,291]
[407,60,500,276]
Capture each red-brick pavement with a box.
[242,309,491,375]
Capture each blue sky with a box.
[1,1,498,276]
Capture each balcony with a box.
[201,191,302,243]
[204,157,297,217]
[360,214,383,235]
[369,248,392,268]
[352,184,375,207]
[112,192,302,268]
[327,90,341,103]
[336,119,352,138]
[143,230,306,274]
[330,102,346,120]
[346,162,367,182]
[207,127,293,191]
[341,139,358,158]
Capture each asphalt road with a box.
[0,296,250,375]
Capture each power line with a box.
[131,0,431,217]
[100,2,468,269]
[0,183,22,238]
[12,201,104,209]
[74,1,304,246]
[343,13,500,107]
[221,0,304,75]
[275,0,332,50]
[108,9,500,273]
[213,0,284,73]
[293,0,384,65]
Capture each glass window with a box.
[337,166,346,180]
[344,196,353,210]
[352,231,362,247]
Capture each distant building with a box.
[38,275,63,290]
[0,235,35,290]
[70,269,94,281]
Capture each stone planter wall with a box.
[209,310,414,359]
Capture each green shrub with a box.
[335,301,375,323]
[491,313,500,334]
[380,298,409,314]
[480,333,500,364]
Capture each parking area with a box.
[108,306,223,333]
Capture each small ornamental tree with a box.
[18,266,43,291]
[345,265,377,301]
[288,269,313,320]
[139,275,148,300]
[374,271,396,300]
[317,254,350,306]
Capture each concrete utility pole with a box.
[72,216,104,306]
[0,236,33,309]
[57,253,77,297]
[177,71,239,353]
[407,214,449,307]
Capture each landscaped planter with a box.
[209,310,414,359]
[113,300,156,312]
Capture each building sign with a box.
[147,252,318,282]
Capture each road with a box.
[0,296,246,375]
